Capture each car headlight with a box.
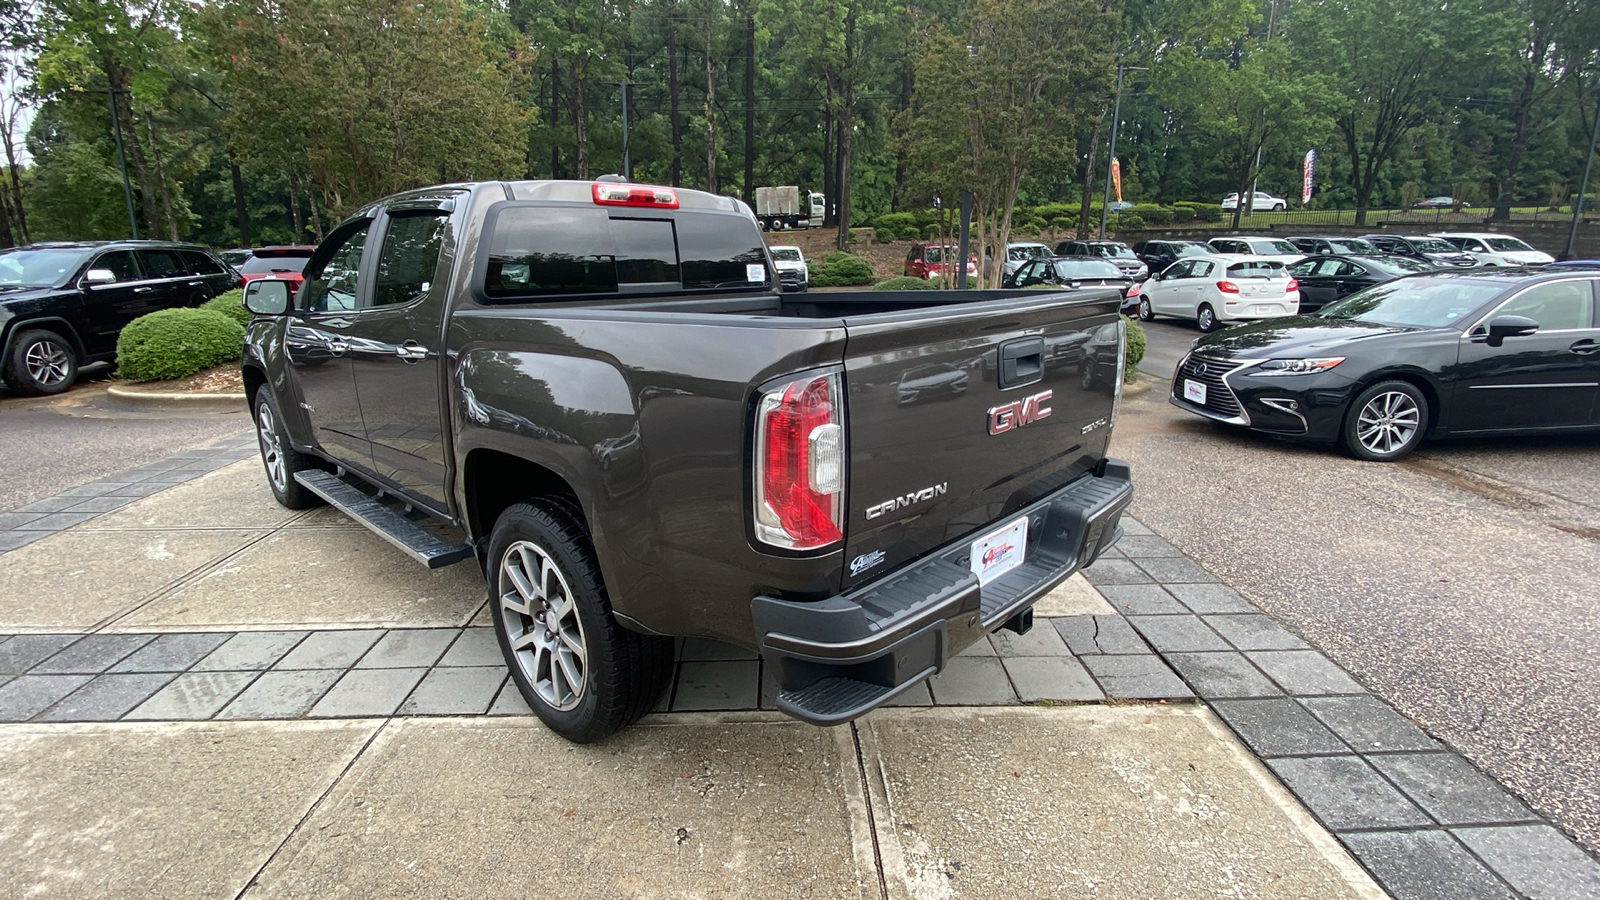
[1252,357,1345,375]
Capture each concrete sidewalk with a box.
[2,437,1597,898]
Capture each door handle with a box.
[134,286,154,294]
[188,280,204,287]
[395,341,430,362]
[327,340,350,356]
[1569,339,1600,356]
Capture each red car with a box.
[904,243,977,280]
[237,245,316,293]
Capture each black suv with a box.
[0,241,238,394]
[1359,234,1477,268]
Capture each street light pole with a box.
[601,81,636,180]
[104,78,138,240]
[1099,65,1147,240]
[1563,87,1600,261]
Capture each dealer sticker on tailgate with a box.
[971,516,1028,586]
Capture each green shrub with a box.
[1111,213,1146,231]
[1172,207,1197,223]
[1123,315,1146,379]
[200,288,251,327]
[1130,204,1172,226]
[1174,201,1223,222]
[873,213,918,241]
[872,276,938,291]
[116,308,245,383]
[810,252,876,287]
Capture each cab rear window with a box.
[482,205,768,300]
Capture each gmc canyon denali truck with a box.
[241,179,1133,742]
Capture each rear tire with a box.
[1340,380,1428,461]
[489,501,673,743]
[1137,297,1155,321]
[1197,304,1220,332]
[4,328,77,395]
[1273,203,1286,212]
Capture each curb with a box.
[106,385,247,407]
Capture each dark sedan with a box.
[1169,268,1600,460]
[1132,239,1210,274]
[1287,254,1436,313]
[1053,240,1149,281]
[1360,234,1477,268]
[1005,257,1141,314]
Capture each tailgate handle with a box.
[998,338,1045,389]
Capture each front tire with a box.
[255,391,323,509]
[1197,304,1220,332]
[489,501,673,743]
[4,328,78,395]
[1340,380,1427,461]
[1137,297,1155,321]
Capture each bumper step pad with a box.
[294,470,473,569]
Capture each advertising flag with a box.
[1302,149,1316,205]
[1111,158,1123,203]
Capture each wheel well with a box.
[1352,371,1441,434]
[464,449,582,542]
[4,318,87,362]
[242,365,267,410]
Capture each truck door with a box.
[284,217,376,467]
[344,205,455,513]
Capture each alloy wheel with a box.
[24,339,70,387]
[256,402,287,492]
[1355,390,1420,455]
[498,540,588,711]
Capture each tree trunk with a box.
[821,89,835,227]
[110,64,161,233]
[550,58,562,179]
[1,117,28,243]
[228,148,251,248]
[571,67,590,180]
[668,13,681,186]
[288,168,305,241]
[1077,113,1103,238]
[704,17,717,194]
[144,113,179,240]
[306,182,325,242]
[891,63,913,212]
[743,12,755,204]
[834,6,856,250]
[1493,71,1539,221]
[0,190,15,248]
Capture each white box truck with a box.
[755,187,826,230]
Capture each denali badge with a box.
[850,550,886,576]
[988,390,1053,435]
[1082,417,1107,435]
[866,483,948,520]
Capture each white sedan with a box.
[1220,190,1288,212]
[1429,232,1554,267]
[1136,254,1300,332]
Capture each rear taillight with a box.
[1285,278,1299,292]
[1217,281,1240,293]
[754,372,844,551]
[1126,281,1142,297]
[592,182,679,208]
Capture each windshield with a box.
[1249,239,1299,254]
[1329,238,1378,254]
[1317,279,1505,328]
[1051,260,1122,279]
[1173,243,1209,257]
[1366,256,1437,275]
[1412,238,1458,254]
[240,255,310,275]
[923,247,945,263]
[1090,243,1135,259]
[0,248,93,287]
[1486,237,1536,252]
[769,247,802,261]
[1008,244,1050,261]
[1227,261,1286,278]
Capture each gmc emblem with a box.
[988,390,1053,435]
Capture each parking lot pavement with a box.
[1124,318,1600,862]
[0,710,1382,900]
[5,433,1600,897]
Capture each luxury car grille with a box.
[1174,354,1242,417]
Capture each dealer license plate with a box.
[1183,379,1207,405]
[1255,304,1271,314]
[971,516,1028,586]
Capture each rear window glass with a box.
[1051,260,1122,279]
[1250,240,1298,254]
[240,255,310,275]
[678,218,769,289]
[1226,261,1285,277]
[1329,238,1378,254]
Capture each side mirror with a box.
[81,268,117,287]
[243,278,293,316]
[1485,315,1539,347]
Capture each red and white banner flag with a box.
[1112,158,1123,203]
[1302,149,1316,205]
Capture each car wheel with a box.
[1273,203,1286,212]
[3,328,78,396]
[1137,298,1155,321]
[1197,304,1220,332]
[490,500,673,743]
[254,390,324,509]
[1340,380,1428,462]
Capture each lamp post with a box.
[1099,64,1147,240]
[600,81,636,180]
[104,79,138,239]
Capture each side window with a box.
[138,249,187,278]
[179,250,226,276]
[1164,261,1192,279]
[1311,259,1343,277]
[1191,261,1215,278]
[1495,282,1594,331]
[1467,239,1489,252]
[1015,261,1037,283]
[1289,260,1316,277]
[91,250,140,282]
[1341,263,1367,277]
[373,213,447,308]
[305,220,372,312]
[906,247,919,262]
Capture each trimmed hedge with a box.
[200,288,251,327]
[1129,204,1172,226]
[1123,315,1146,379]
[1174,201,1224,222]
[872,276,938,291]
[116,308,245,383]
[1111,213,1146,231]
[810,252,876,287]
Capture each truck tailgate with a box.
[839,292,1120,590]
